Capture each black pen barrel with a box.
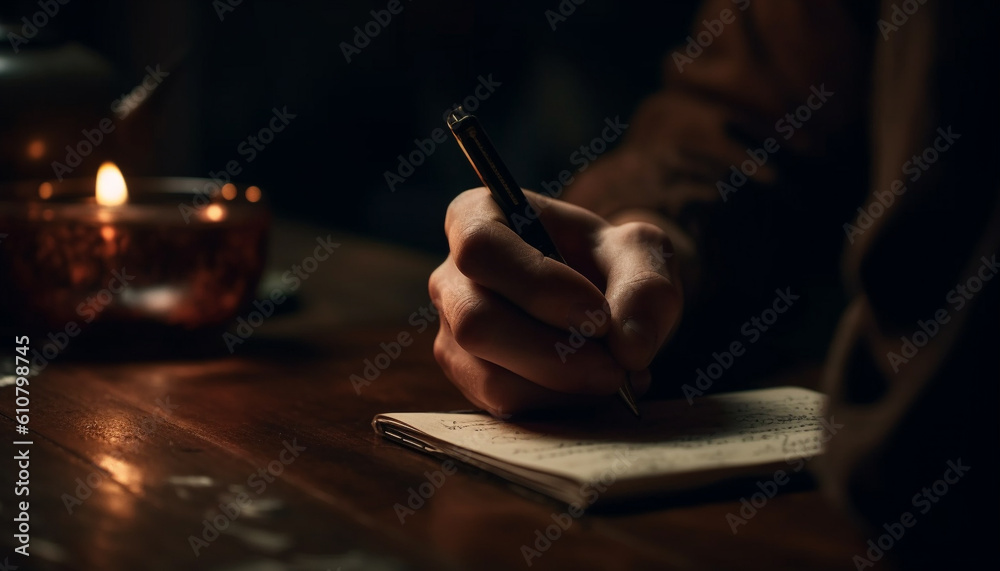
[447,109,565,262]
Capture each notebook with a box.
[372,386,828,507]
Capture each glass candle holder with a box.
[0,178,270,340]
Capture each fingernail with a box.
[623,318,653,345]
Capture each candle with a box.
[0,163,270,339]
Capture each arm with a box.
[429,0,872,414]
[564,0,871,307]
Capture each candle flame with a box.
[204,204,226,222]
[96,162,128,206]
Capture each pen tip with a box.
[618,383,641,418]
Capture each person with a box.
[429,0,997,568]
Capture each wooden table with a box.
[0,221,884,571]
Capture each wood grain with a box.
[0,221,887,571]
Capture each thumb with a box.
[594,221,683,371]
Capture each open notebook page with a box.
[374,386,827,499]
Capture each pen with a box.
[446,105,641,418]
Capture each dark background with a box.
[1,0,700,252]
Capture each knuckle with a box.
[451,223,496,278]
[449,294,490,349]
[445,187,490,232]
[428,263,446,300]
[443,194,465,231]
[620,221,673,251]
[432,329,449,367]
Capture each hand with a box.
[428,187,683,416]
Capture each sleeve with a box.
[562,0,872,308]
[817,1,1000,568]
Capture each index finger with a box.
[445,187,609,332]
